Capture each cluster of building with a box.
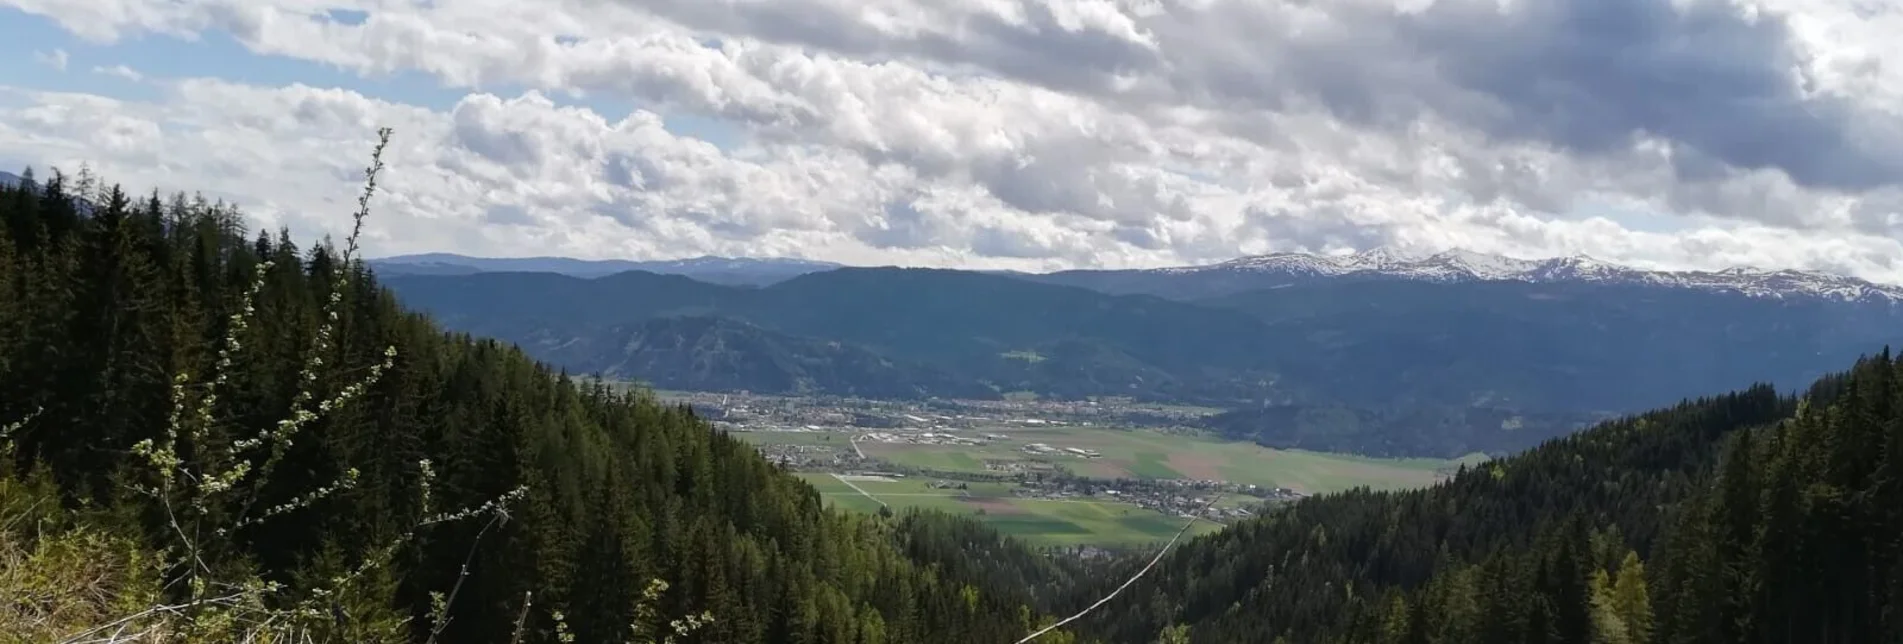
[1003,485,1254,522]
[1007,475,1307,522]
[657,389,1205,436]
[857,431,986,446]
[1021,442,1102,459]
[676,389,1307,527]
[982,459,1065,475]
[756,443,851,468]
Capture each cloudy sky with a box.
[2,0,1903,279]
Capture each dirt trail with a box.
[830,473,887,509]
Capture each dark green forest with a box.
[1073,357,1903,643]
[0,161,1085,643]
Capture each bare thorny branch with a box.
[423,510,506,644]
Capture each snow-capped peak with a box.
[1428,249,1537,276]
[1343,246,1422,269]
[1172,248,1903,303]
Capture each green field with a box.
[766,426,1481,547]
[859,426,1472,494]
[729,430,855,447]
[795,473,1218,547]
[799,473,889,514]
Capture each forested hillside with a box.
[384,266,1285,405]
[1071,354,1903,643]
[0,161,1082,643]
[532,315,1000,400]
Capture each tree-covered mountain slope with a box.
[386,267,1291,403]
[531,315,999,399]
[0,168,1084,643]
[1195,279,1902,412]
[1068,352,1903,644]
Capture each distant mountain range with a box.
[383,267,1282,402]
[370,253,841,286]
[1023,247,1903,302]
[529,315,999,400]
[379,247,1903,303]
[379,261,1903,455]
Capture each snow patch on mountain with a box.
[1164,248,1903,302]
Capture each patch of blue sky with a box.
[1160,164,1223,186]
[1566,195,1696,234]
[323,8,369,26]
[661,112,749,151]
[0,8,749,151]
[1,10,161,102]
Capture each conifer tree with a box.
[1609,552,1651,644]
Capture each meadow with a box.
[794,473,1221,548]
[854,425,1479,494]
[756,425,1484,547]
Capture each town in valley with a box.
[647,387,1475,548]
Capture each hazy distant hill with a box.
[370,252,841,286]
[1200,403,1605,458]
[1192,279,1902,411]
[383,265,1903,420]
[526,315,998,399]
[388,267,1289,402]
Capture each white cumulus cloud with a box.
[91,64,143,81]
[2,0,1903,281]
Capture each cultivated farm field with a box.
[856,426,1475,494]
[795,473,1221,547]
[755,425,1484,547]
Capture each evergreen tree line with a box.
[0,164,1084,643]
[1068,352,1902,644]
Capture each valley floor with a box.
[679,389,1485,548]
[797,472,1224,547]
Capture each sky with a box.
[2,0,1903,281]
